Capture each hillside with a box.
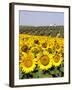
[19,25,64,38]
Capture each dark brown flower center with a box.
[48,48,53,53]
[56,44,60,49]
[42,42,47,48]
[34,39,39,44]
[21,45,28,52]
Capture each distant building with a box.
[49,24,54,26]
[49,24,62,27]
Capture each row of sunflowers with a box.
[19,34,64,79]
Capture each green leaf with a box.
[43,74,48,78]
[59,72,62,77]
[50,71,55,75]
[47,74,53,78]
[55,70,60,74]
[19,69,24,79]
[38,70,43,78]
[60,67,64,72]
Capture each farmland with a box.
[19,25,64,38]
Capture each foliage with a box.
[19,25,64,38]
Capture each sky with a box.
[19,10,64,26]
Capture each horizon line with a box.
[19,24,64,27]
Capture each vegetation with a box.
[19,25,64,38]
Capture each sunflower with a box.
[52,53,62,67]
[53,38,62,52]
[27,36,37,48]
[38,37,49,51]
[19,41,29,53]
[19,53,36,73]
[33,36,40,45]
[59,38,64,52]
[43,38,54,54]
[53,38,64,56]
[47,38,54,48]
[30,46,41,54]
[19,34,31,43]
[37,51,52,70]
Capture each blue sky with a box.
[19,10,64,26]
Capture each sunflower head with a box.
[54,42,61,52]
[47,38,54,48]
[21,44,29,52]
[42,42,47,48]
[54,38,64,52]
[30,46,40,54]
[40,55,50,66]
[48,48,53,54]
[52,53,62,67]
[23,57,33,68]
[53,54,60,63]
[37,51,52,70]
[19,53,36,73]
[34,39,40,45]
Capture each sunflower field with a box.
[19,32,64,79]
